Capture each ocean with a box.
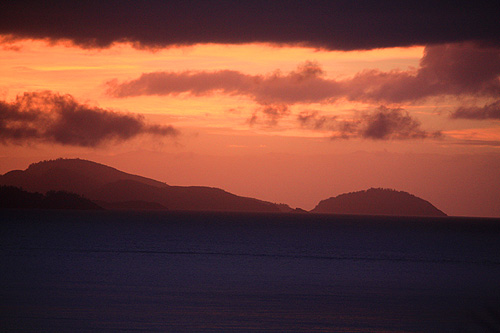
[1,210,500,332]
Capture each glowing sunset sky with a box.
[1,1,499,217]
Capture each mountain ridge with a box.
[0,159,281,213]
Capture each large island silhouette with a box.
[0,159,280,212]
[1,159,446,216]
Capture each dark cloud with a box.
[108,44,500,105]
[298,106,441,140]
[0,91,178,147]
[342,42,500,102]
[450,100,500,119]
[1,1,498,50]
[350,107,440,140]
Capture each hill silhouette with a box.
[0,159,280,213]
[1,158,166,195]
[311,188,446,217]
[0,186,102,210]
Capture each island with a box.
[311,188,447,217]
[0,158,283,213]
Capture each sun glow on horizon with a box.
[1,36,499,217]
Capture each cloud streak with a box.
[1,1,498,50]
[0,91,178,147]
[298,106,441,140]
[450,100,500,120]
[106,61,339,105]
[107,43,500,105]
[297,110,337,131]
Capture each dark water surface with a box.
[1,210,500,332]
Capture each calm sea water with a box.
[1,210,500,332]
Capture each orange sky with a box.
[1,39,499,217]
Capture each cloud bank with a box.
[298,106,441,140]
[107,43,500,105]
[0,91,178,147]
[1,1,498,50]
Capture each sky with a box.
[1,1,500,217]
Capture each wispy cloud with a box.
[248,104,290,127]
[298,106,441,140]
[450,100,500,120]
[297,110,337,131]
[0,91,178,147]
